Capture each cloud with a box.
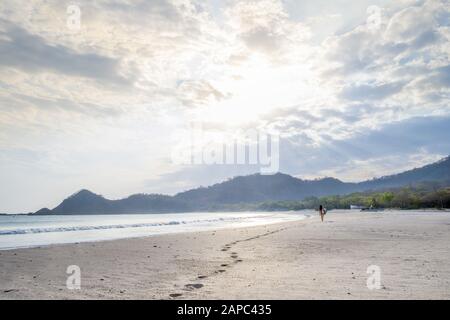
[0,23,130,85]
[226,0,311,57]
[100,0,179,21]
[176,80,230,107]
[2,92,122,118]
[310,0,450,139]
[145,115,450,192]
[0,0,449,211]
[279,115,450,179]
[321,0,449,80]
[384,3,437,43]
[339,81,406,101]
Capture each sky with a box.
[0,0,449,213]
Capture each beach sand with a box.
[1,210,449,299]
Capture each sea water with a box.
[0,211,312,250]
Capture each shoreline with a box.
[1,210,450,299]
[0,211,312,251]
[0,217,306,252]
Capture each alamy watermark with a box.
[66,265,81,290]
[366,5,382,32]
[366,265,382,290]
[171,122,280,174]
[67,4,81,31]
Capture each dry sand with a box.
[1,210,450,299]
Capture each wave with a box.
[0,215,276,236]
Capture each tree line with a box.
[255,181,450,211]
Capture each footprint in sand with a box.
[185,283,204,290]
[3,289,17,293]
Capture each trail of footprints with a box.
[169,227,287,298]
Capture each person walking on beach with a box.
[319,204,325,222]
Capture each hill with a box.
[33,156,450,214]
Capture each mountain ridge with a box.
[34,155,450,214]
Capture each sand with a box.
[1,210,450,299]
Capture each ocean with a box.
[0,211,312,250]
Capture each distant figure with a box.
[319,205,326,222]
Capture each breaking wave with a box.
[0,215,273,236]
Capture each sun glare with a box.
[195,54,317,126]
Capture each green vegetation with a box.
[254,183,450,211]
